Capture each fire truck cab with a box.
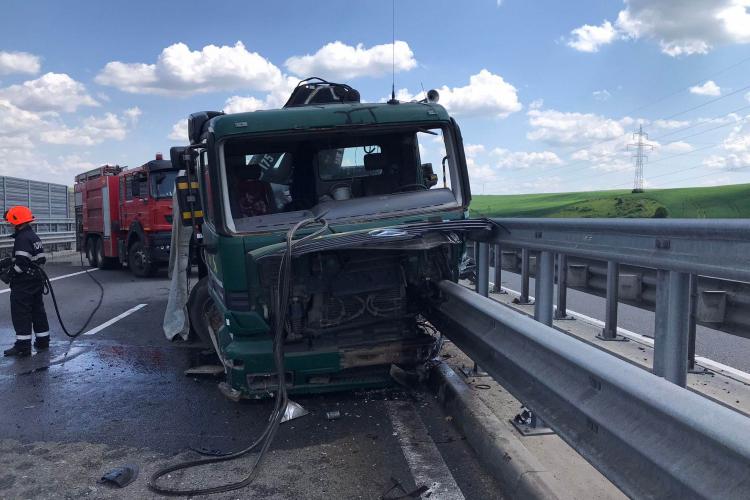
[74,154,178,276]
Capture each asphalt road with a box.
[495,269,750,373]
[0,258,501,499]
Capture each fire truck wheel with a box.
[128,240,157,277]
[95,239,119,270]
[87,237,100,268]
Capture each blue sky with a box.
[1,0,750,193]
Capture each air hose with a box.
[34,251,105,338]
[147,217,329,497]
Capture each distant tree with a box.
[653,206,669,218]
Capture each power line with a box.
[651,103,750,142]
[661,83,750,121]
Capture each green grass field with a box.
[470,183,750,218]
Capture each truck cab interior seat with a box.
[230,156,275,217]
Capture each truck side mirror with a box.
[175,175,204,227]
[422,163,438,188]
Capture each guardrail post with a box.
[476,242,489,298]
[492,244,506,294]
[654,270,690,387]
[534,251,554,326]
[598,261,627,341]
[554,254,572,320]
[687,274,709,375]
[518,248,533,305]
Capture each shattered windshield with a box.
[220,125,459,232]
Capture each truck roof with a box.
[211,101,451,139]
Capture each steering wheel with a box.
[393,184,428,193]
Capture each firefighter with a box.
[2,206,49,357]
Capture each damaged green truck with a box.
[171,79,484,399]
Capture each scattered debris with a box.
[184,365,224,376]
[326,410,341,420]
[98,464,139,488]
[380,476,429,499]
[281,400,309,423]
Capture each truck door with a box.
[121,171,150,235]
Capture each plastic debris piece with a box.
[326,410,341,420]
[98,464,139,488]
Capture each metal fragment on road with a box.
[281,400,309,423]
[326,410,341,420]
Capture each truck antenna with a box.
[388,0,398,104]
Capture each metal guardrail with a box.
[429,280,750,499]
[445,219,750,497]
[470,218,750,386]
[497,252,750,340]
[0,221,76,253]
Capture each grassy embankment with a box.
[470,183,750,218]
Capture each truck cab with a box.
[117,157,177,276]
[175,79,477,398]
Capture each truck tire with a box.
[128,240,157,277]
[95,238,119,270]
[188,277,213,348]
[87,237,99,268]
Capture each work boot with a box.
[34,336,49,350]
[4,341,31,357]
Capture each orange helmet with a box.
[4,206,34,226]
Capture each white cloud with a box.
[689,80,721,96]
[285,40,417,80]
[491,148,563,169]
[662,141,694,153]
[0,72,98,112]
[746,91,750,103]
[526,107,630,146]
[593,89,612,101]
[653,119,690,129]
[123,107,142,124]
[0,50,41,75]
[529,98,544,110]
[572,0,750,57]
[568,21,617,52]
[464,144,486,157]
[95,41,284,95]
[702,117,750,169]
[168,119,188,142]
[0,99,46,135]
[222,76,299,114]
[414,70,522,118]
[40,111,134,146]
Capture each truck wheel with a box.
[87,237,100,268]
[188,277,213,348]
[95,239,119,270]
[128,240,156,277]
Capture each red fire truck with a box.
[74,154,178,276]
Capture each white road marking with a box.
[83,304,147,336]
[493,282,750,385]
[0,269,99,295]
[386,400,465,500]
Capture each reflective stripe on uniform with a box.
[35,331,49,338]
[13,265,23,273]
[14,250,32,258]
[16,335,32,340]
